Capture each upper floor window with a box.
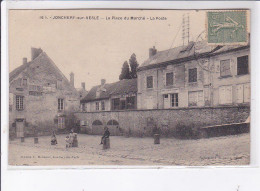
[101,101,105,110]
[237,55,249,75]
[96,102,100,111]
[146,76,153,89]
[56,80,62,89]
[22,79,27,86]
[58,98,64,110]
[16,95,24,110]
[188,68,197,82]
[166,72,174,86]
[220,59,231,77]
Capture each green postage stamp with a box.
[207,10,248,44]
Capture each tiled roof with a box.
[140,40,249,69]
[9,49,77,93]
[81,78,137,103]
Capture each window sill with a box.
[188,82,198,85]
[236,74,249,77]
[218,75,232,79]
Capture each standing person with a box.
[51,131,58,145]
[100,126,110,145]
[65,135,70,149]
[69,130,74,147]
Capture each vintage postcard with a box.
[8,9,250,166]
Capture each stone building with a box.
[80,78,137,112]
[137,41,250,109]
[9,48,80,137]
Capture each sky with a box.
[9,10,210,90]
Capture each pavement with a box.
[8,133,250,166]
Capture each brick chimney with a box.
[101,79,106,86]
[31,47,43,61]
[70,72,74,87]
[81,82,85,90]
[149,46,157,58]
[23,57,27,65]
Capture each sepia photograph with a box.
[8,9,250,166]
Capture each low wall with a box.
[74,106,250,137]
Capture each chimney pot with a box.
[70,72,74,87]
[149,46,157,58]
[81,82,85,90]
[31,47,43,61]
[23,57,27,65]
[101,79,106,86]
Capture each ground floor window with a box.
[126,96,136,109]
[111,98,120,110]
[236,83,250,103]
[101,101,105,110]
[58,117,65,129]
[95,102,100,111]
[188,91,204,107]
[219,86,232,105]
[81,103,86,111]
[170,93,179,107]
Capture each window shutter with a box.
[244,83,250,103]
[226,86,232,104]
[163,72,166,86]
[236,84,244,103]
[219,86,226,104]
[197,91,204,106]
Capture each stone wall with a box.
[75,106,250,137]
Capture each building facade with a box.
[80,78,137,112]
[9,48,80,137]
[137,41,250,110]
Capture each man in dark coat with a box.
[100,126,110,144]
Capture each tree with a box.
[129,53,139,79]
[119,61,131,80]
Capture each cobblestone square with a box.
[9,133,250,166]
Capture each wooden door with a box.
[16,121,24,138]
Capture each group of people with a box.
[50,127,110,148]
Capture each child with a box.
[65,135,71,148]
[51,132,58,145]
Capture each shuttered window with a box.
[219,86,232,104]
[220,59,231,77]
[188,91,204,106]
[236,83,250,103]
